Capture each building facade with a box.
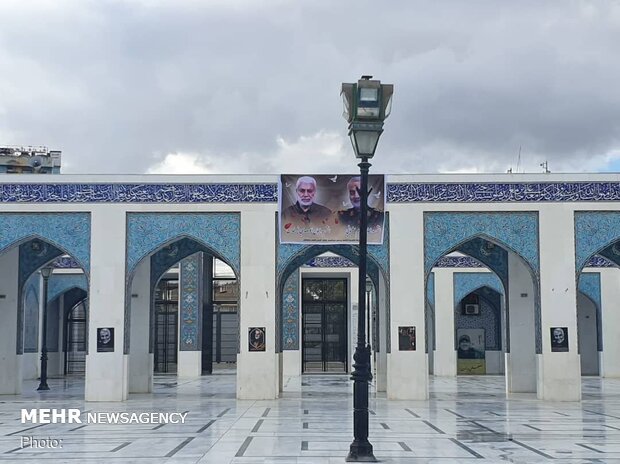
[1,173,619,403]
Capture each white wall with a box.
[599,267,620,377]
[0,248,22,394]
[128,259,154,392]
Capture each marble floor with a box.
[2,372,620,463]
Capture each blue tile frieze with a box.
[3,181,620,203]
[388,182,620,203]
[435,256,484,268]
[0,183,277,203]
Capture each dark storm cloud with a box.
[0,0,619,174]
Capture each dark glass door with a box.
[64,302,86,375]
[154,279,178,373]
[302,278,347,373]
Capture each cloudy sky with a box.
[1,0,619,175]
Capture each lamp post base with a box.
[346,440,377,462]
[37,383,50,391]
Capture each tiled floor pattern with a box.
[2,372,620,462]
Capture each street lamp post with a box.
[37,266,53,391]
[341,76,393,462]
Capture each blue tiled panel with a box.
[0,183,277,203]
[578,273,601,310]
[126,213,240,276]
[424,212,539,275]
[282,270,300,350]
[575,212,620,272]
[0,213,91,272]
[453,272,504,306]
[23,279,39,353]
[48,274,88,303]
[388,182,620,203]
[179,254,201,351]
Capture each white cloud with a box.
[147,152,213,174]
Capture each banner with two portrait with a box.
[279,174,385,244]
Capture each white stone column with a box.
[505,253,537,393]
[536,207,581,401]
[432,268,457,376]
[85,207,128,401]
[128,258,153,392]
[0,247,22,394]
[599,267,620,377]
[236,209,278,399]
[386,206,428,400]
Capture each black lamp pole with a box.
[342,76,392,462]
[37,266,53,391]
[347,157,375,461]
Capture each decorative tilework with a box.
[388,181,620,203]
[578,273,601,310]
[305,256,355,268]
[0,183,277,203]
[53,256,81,268]
[48,274,88,303]
[282,270,300,350]
[179,254,201,351]
[23,279,39,353]
[587,255,617,267]
[574,212,620,272]
[435,256,484,268]
[126,213,240,276]
[0,213,91,272]
[4,181,620,204]
[424,212,539,275]
[453,273,504,308]
[455,237,508,285]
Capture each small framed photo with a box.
[398,326,416,351]
[249,327,266,352]
[550,327,569,352]
[97,327,114,353]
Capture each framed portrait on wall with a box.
[398,326,416,351]
[249,327,266,352]
[550,327,569,352]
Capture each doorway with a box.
[154,278,178,373]
[302,278,348,373]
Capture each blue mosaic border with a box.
[179,254,201,351]
[388,182,620,203]
[282,270,300,350]
[0,183,277,203]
